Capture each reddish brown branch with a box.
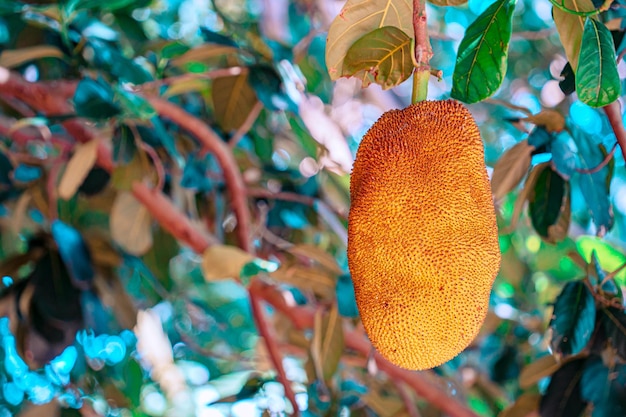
[576,142,617,174]
[251,280,479,417]
[131,182,216,253]
[603,101,626,163]
[412,0,433,69]
[148,97,252,253]
[249,286,301,416]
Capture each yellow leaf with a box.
[0,46,65,68]
[519,355,560,389]
[110,192,153,255]
[326,0,413,81]
[212,74,259,131]
[288,244,343,275]
[270,264,336,300]
[58,139,99,200]
[498,393,540,417]
[201,245,254,281]
[523,110,566,133]
[491,140,534,200]
[553,0,596,71]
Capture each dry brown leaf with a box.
[288,244,343,275]
[110,192,153,256]
[502,162,550,234]
[201,244,254,281]
[58,139,99,200]
[519,355,560,389]
[0,46,65,68]
[491,140,534,200]
[499,393,541,417]
[270,264,336,300]
[523,110,566,133]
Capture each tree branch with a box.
[411,0,432,103]
[603,101,626,163]
[250,280,479,417]
[147,97,252,253]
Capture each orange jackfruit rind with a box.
[348,100,501,370]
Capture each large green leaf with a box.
[576,18,620,107]
[451,0,516,103]
[343,26,413,89]
[549,281,596,357]
[528,166,570,243]
[325,0,413,81]
[576,236,626,284]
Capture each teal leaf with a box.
[601,307,626,359]
[569,124,614,234]
[336,274,359,318]
[549,281,596,356]
[550,134,577,180]
[528,165,569,242]
[576,18,620,107]
[539,358,587,417]
[73,77,121,119]
[451,0,516,103]
[581,356,626,417]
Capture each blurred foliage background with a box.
[0,0,624,416]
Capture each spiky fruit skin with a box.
[348,100,501,370]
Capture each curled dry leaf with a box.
[201,244,254,281]
[523,110,566,133]
[110,191,153,255]
[501,162,550,234]
[491,140,534,200]
[58,139,99,200]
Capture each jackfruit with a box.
[348,100,501,370]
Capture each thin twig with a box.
[576,142,617,174]
[138,140,166,191]
[230,101,264,149]
[148,97,252,253]
[484,98,533,116]
[397,381,423,417]
[249,284,301,416]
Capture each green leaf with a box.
[528,166,570,243]
[576,18,620,107]
[325,0,413,80]
[549,281,596,357]
[451,0,516,103]
[115,88,157,120]
[576,236,626,285]
[212,73,259,132]
[73,77,121,119]
[123,359,144,407]
[581,356,626,417]
[342,26,413,89]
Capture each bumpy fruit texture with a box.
[348,100,501,370]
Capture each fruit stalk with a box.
[412,0,433,103]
